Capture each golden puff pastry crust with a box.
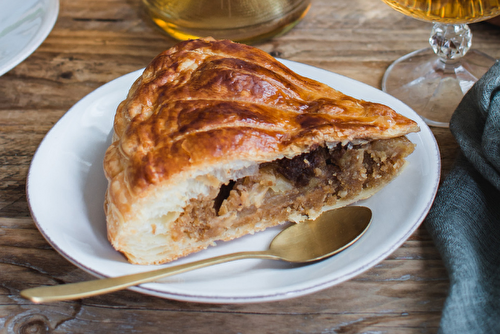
[104,38,420,265]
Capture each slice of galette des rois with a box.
[103,38,420,265]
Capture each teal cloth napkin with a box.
[425,61,500,333]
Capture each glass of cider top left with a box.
[142,0,311,44]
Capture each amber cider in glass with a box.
[142,0,311,44]
[381,0,500,24]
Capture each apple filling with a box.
[171,137,414,242]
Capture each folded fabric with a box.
[425,61,500,333]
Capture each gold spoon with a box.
[20,206,372,303]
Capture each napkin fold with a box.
[425,61,500,333]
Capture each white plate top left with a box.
[0,0,59,76]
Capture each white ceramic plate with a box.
[27,59,440,303]
[0,0,59,76]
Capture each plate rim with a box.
[26,59,441,303]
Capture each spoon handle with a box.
[20,250,279,303]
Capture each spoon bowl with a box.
[20,206,372,303]
[269,206,372,262]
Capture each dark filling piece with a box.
[172,137,415,241]
[275,144,341,188]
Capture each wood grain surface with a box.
[1,0,500,333]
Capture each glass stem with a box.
[429,23,472,62]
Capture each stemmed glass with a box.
[380,0,500,127]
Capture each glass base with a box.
[382,47,496,127]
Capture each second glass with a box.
[142,0,311,44]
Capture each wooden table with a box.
[1,0,499,332]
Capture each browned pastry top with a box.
[104,38,419,197]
